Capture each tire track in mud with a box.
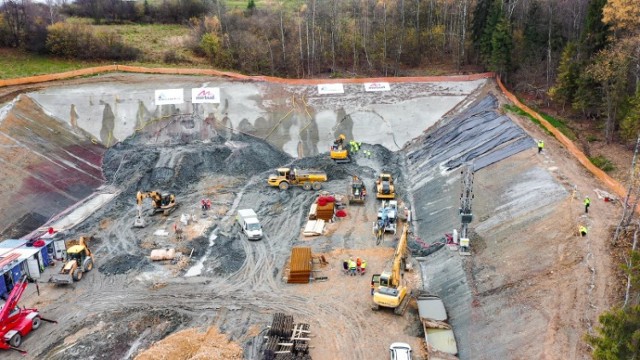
[30,170,404,359]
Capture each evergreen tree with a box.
[489,17,513,77]
[549,42,580,108]
[471,0,492,46]
[620,87,640,141]
[479,0,502,65]
[586,305,640,360]
[580,0,609,59]
[573,71,601,117]
[247,0,256,11]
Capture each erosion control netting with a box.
[406,95,535,174]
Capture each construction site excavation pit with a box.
[0,73,619,360]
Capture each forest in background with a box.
[1,0,640,358]
[0,0,638,147]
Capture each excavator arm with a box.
[390,224,409,288]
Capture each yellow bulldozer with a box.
[49,236,94,284]
[330,134,350,163]
[371,223,412,315]
[376,173,395,199]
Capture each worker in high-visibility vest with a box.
[580,226,588,237]
[360,259,367,275]
[584,196,591,214]
[537,140,544,154]
[348,258,357,276]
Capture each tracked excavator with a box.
[371,221,413,315]
[330,134,350,163]
[134,191,178,227]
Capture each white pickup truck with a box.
[236,209,263,240]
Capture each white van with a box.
[236,209,263,240]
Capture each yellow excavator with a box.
[372,222,412,315]
[134,191,178,227]
[330,134,350,163]
[49,236,94,284]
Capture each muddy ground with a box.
[0,76,621,360]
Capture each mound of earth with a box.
[134,326,242,360]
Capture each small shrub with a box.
[46,22,139,61]
[589,155,615,172]
[586,134,599,142]
[163,49,186,64]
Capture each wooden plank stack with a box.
[288,247,312,284]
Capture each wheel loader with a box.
[49,236,94,284]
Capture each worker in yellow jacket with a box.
[348,258,357,276]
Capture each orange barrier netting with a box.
[497,76,628,203]
[0,64,494,88]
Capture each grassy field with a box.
[0,49,107,79]
[92,23,198,63]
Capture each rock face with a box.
[0,96,105,238]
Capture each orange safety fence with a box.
[496,76,628,203]
[0,64,494,88]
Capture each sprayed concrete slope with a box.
[28,73,485,155]
[0,73,483,239]
[407,96,568,358]
[0,96,105,238]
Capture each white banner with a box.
[192,87,220,104]
[155,89,184,105]
[364,82,391,92]
[317,83,344,95]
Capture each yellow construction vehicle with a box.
[347,176,367,204]
[49,236,94,284]
[372,223,411,315]
[267,167,327,190]
[134,191,178,227]
[376,173,395,199]
[136,191,177,216]
[330,134,350,163]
